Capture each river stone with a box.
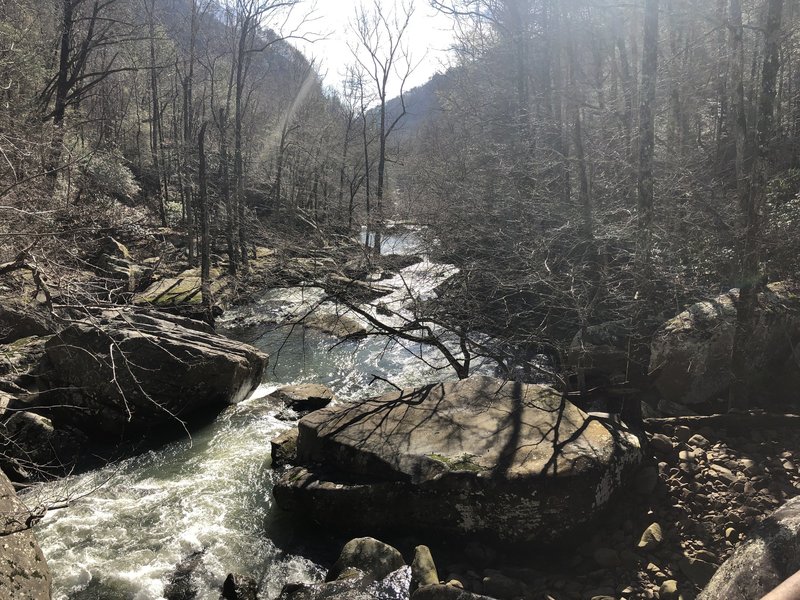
[271,428,299,468]
[660,580,680,600]
[270,384,334,414]
[44,310,268,437]
[649,282,800,409]
[326,537,406,582]
[164,551,204,600]
[411,545,439,590]
[280,565,410,600]
[222,572,257,600]
[274,376,642,543]
[637,522,664,551]
[304,312,367,338]
[698,495,800,599]
[0,470,52,599]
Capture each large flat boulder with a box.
[698,495,800,599]
[274,376,642,543]
[649,282,800,409]
[0,470,52,599]
[44,311,268,436]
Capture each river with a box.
[23,228,493,600]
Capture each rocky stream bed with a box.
[0,227,799,600]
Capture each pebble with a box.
[688,433,710,448]
[637,523,664,551]
[708,464,738,483]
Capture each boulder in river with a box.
[274,376,642,543]
[698,494,800,600]
[0,470,53,599]
[278,537,410,600]
[326,537,406,583]
[269,383,334,415]
[43,310,268,437]
[649,282,800,410]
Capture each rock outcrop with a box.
[274,376,642,543]
[0,470,52,599]
[649,282,800,410]
[44,310,268,436]
[698,495,800,600]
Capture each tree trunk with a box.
[729,0,784,411]
[147,0,166,226]
[198,123,212,324]
[636,0,659,285]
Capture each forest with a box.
[2,0,799,403]
[2,0,800,599]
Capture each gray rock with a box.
[221,572,257,600]
[675,426,693,443]
[411,545,439,590]
[0,411,87,481]
[680,555,717,588]
[650,282,800,408]
[637,522,664,551]
[0,470,52,599]
[650,433,675,455]
[275,376,642,544]
[270,384,334,415]
[0,300,54,344]
[304,312,367,339]
[164,551,204,600]
[271,428,299,468]
[280,564,410,600]
[688,434,710,448]
[659,580,680,600]
[44,310,268,437]
[326,537,406,583]
[699,495,800,599]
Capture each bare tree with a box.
[350,0,415,254]
[730,0,784,410]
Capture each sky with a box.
[279,0,458,97]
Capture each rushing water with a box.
[24,231,490,600]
